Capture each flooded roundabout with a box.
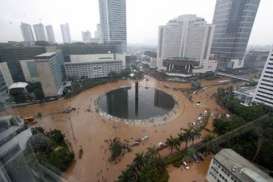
[96,81,179,125]
[10,77,231,182]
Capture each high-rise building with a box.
[211,0,260,70]
[157,15,214,70]
[99,0,127,51]
[20,23,35,43]
[60,23,71,43]
[82,31,92,43]
[45,25,56,43]
[253,49,273,108]
[33,23,47,41]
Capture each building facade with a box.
[45,25,56,43]
[99,0,127,51]
[20,23,35,43]
[253,49,273,107]
[157,15,214,70]
[244,50,269,70]
[34,51,64,97]
[20,60,39,82]
[211,0,260,69]
[65,54,123,80]
[33,23,47,41]
[60,23,71,43]
[207,149,273,182]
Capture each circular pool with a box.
[97,85,175,120]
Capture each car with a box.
[131,141,140,147]
[182,161,190,170]
[157,142,167,150]
[142,136,149,141]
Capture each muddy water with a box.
[8,77,233,182]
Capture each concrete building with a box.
[0,46,46,82]
[34,51,64,97]
[207,149,273,182]
[244,50,269,70]
[59,42,123,62]
[157,15,214,72]
[65,53,123,80]
[211,0,260,70]
[99,0,127,51]
[0,62,13,102]
[20,60,39,82]
[0,62,13,87]
[60,23,71,43]
[20,23,35,43]
[82,31,92,43]
[253,49,273,107]
[233,87,256,106]
[33,23,47,41]
[45,25,56,43]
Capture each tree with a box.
[166,136,180,153]
[118,148,169,182]
[47,129,65,145]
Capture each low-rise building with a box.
[207,149,273,182]
[34,51,64,97]
[65,54,123,80]
[233,87,256,106]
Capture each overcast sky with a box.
[0,0,272,46]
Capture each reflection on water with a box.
[98,85,175,120]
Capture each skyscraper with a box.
[253,48,273,108]
[46,25,56,43]
[211,0,260,69]
[99,0,127,51]
[60,23,71,43]
[157,15,214,68]
[95,24,103,43]
[20,23,35,42]
[33,23,47,41]
[82,31,92,43]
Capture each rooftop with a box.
[233,86,257,97]
[34,52,56,59]
[8,82,29,90]
[215,149,273,182]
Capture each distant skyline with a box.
[0,0,272,46]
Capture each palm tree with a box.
[166,136,178,153]
[182,129,192,149]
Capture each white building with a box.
[253,49,273,107]
[157,15,215,72]
[0,62,13,87]
[82,31,92,43]
[99,0,127,51]
[20,23,35,43]
[45,25,56,43]
[207,149,273,182]
[33,23,47,41]
[60,23,72,43]
[34,51,64,97]
[65,54,123,80]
